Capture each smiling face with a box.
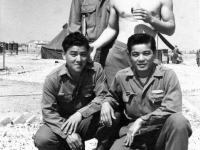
[130,42,155,75]
[63,45,89,77]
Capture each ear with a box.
[62,51,66,60]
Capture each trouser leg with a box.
[155,112,192,150]
[105,42,131,88]
[33,124,66,150]
[94,111,122,150]
[33,113,101,150]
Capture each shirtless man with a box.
[90,0,175,87]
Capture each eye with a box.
[80,52,88,57]
[144,52,151,56]
[131,53,139,57]
[70,52,77,57]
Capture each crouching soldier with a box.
[33,32,119,150]
[100,33,192,150]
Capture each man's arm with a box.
[151,0,175,35]
[90,0,118,59]
[42,77,68,139]
[77,64,110,118]
[133,0,175,35]
[141,69,182,126]
[67,0,82,34]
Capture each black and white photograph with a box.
[0,0,200,150]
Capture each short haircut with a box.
[127,33,156,54]
[62,32,90,53]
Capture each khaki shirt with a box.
[105,64,182,126]
[42,62,108,138]
[68,0,110,42]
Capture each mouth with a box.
[74,64,82,67]
[137,64,147,68]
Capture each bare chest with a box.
[115,0,161,18]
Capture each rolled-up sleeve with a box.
[141,69,182,125]
[78,65,109,117]
[67,0,82,34]
[41,77,67,139]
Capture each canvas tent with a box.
[41,24,68,59]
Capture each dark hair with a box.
[62,32,90,53]
[127,33,156,54]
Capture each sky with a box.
[0,0,72,43]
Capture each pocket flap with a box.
[81,5,96,13]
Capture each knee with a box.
[167,113,192,135]
[33,130,60,150]
[33,131,50,149]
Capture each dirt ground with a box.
[0,51,200,150]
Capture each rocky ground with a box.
[0,53,200,150]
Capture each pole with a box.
[3,44,5,70]
[156,34,159,59]
[82,14,86,36]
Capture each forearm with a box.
[42,109,68,139]
[78,99,102,118]
[92,26,117,49]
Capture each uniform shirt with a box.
[42,62,108,138]
[68,0,110,42]
[105,64,182,126]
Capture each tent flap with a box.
[41,23,68,59]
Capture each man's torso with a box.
[113,0,162,43]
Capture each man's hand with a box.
[66,133,83,150]
[89,43,97,62]
[100,102,116,127]
[61,112,82,135]
[124,118,144,147]
[132,8,153,23]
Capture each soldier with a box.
[100,33,192,150]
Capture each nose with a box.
[76,54,82,62]
[138,54,145,61]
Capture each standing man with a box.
[90,0,176,87]
[33,32,117,150]
[100,33,192,150]
[68,0,113,67]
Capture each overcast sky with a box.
[0,0,72,43]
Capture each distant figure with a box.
[90,0,176,87]
[101,33,192,150]
[67,0,113,67]
[196,49,200,67]
[172,45,179,64]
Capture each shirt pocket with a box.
[81,84,95,105]
[81,4,96,27]
[82,84,95,97]
[149,92,164,109]
[57,84,73,103]
[122,91,137,103]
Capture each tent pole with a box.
[3,45,5,70]
[156,34,159,59]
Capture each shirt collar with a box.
[58,62,95,77]
[125,63,163,78]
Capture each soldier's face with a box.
[63,46,89,74]
[130,43,155,72]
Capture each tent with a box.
[41,23,68,59]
